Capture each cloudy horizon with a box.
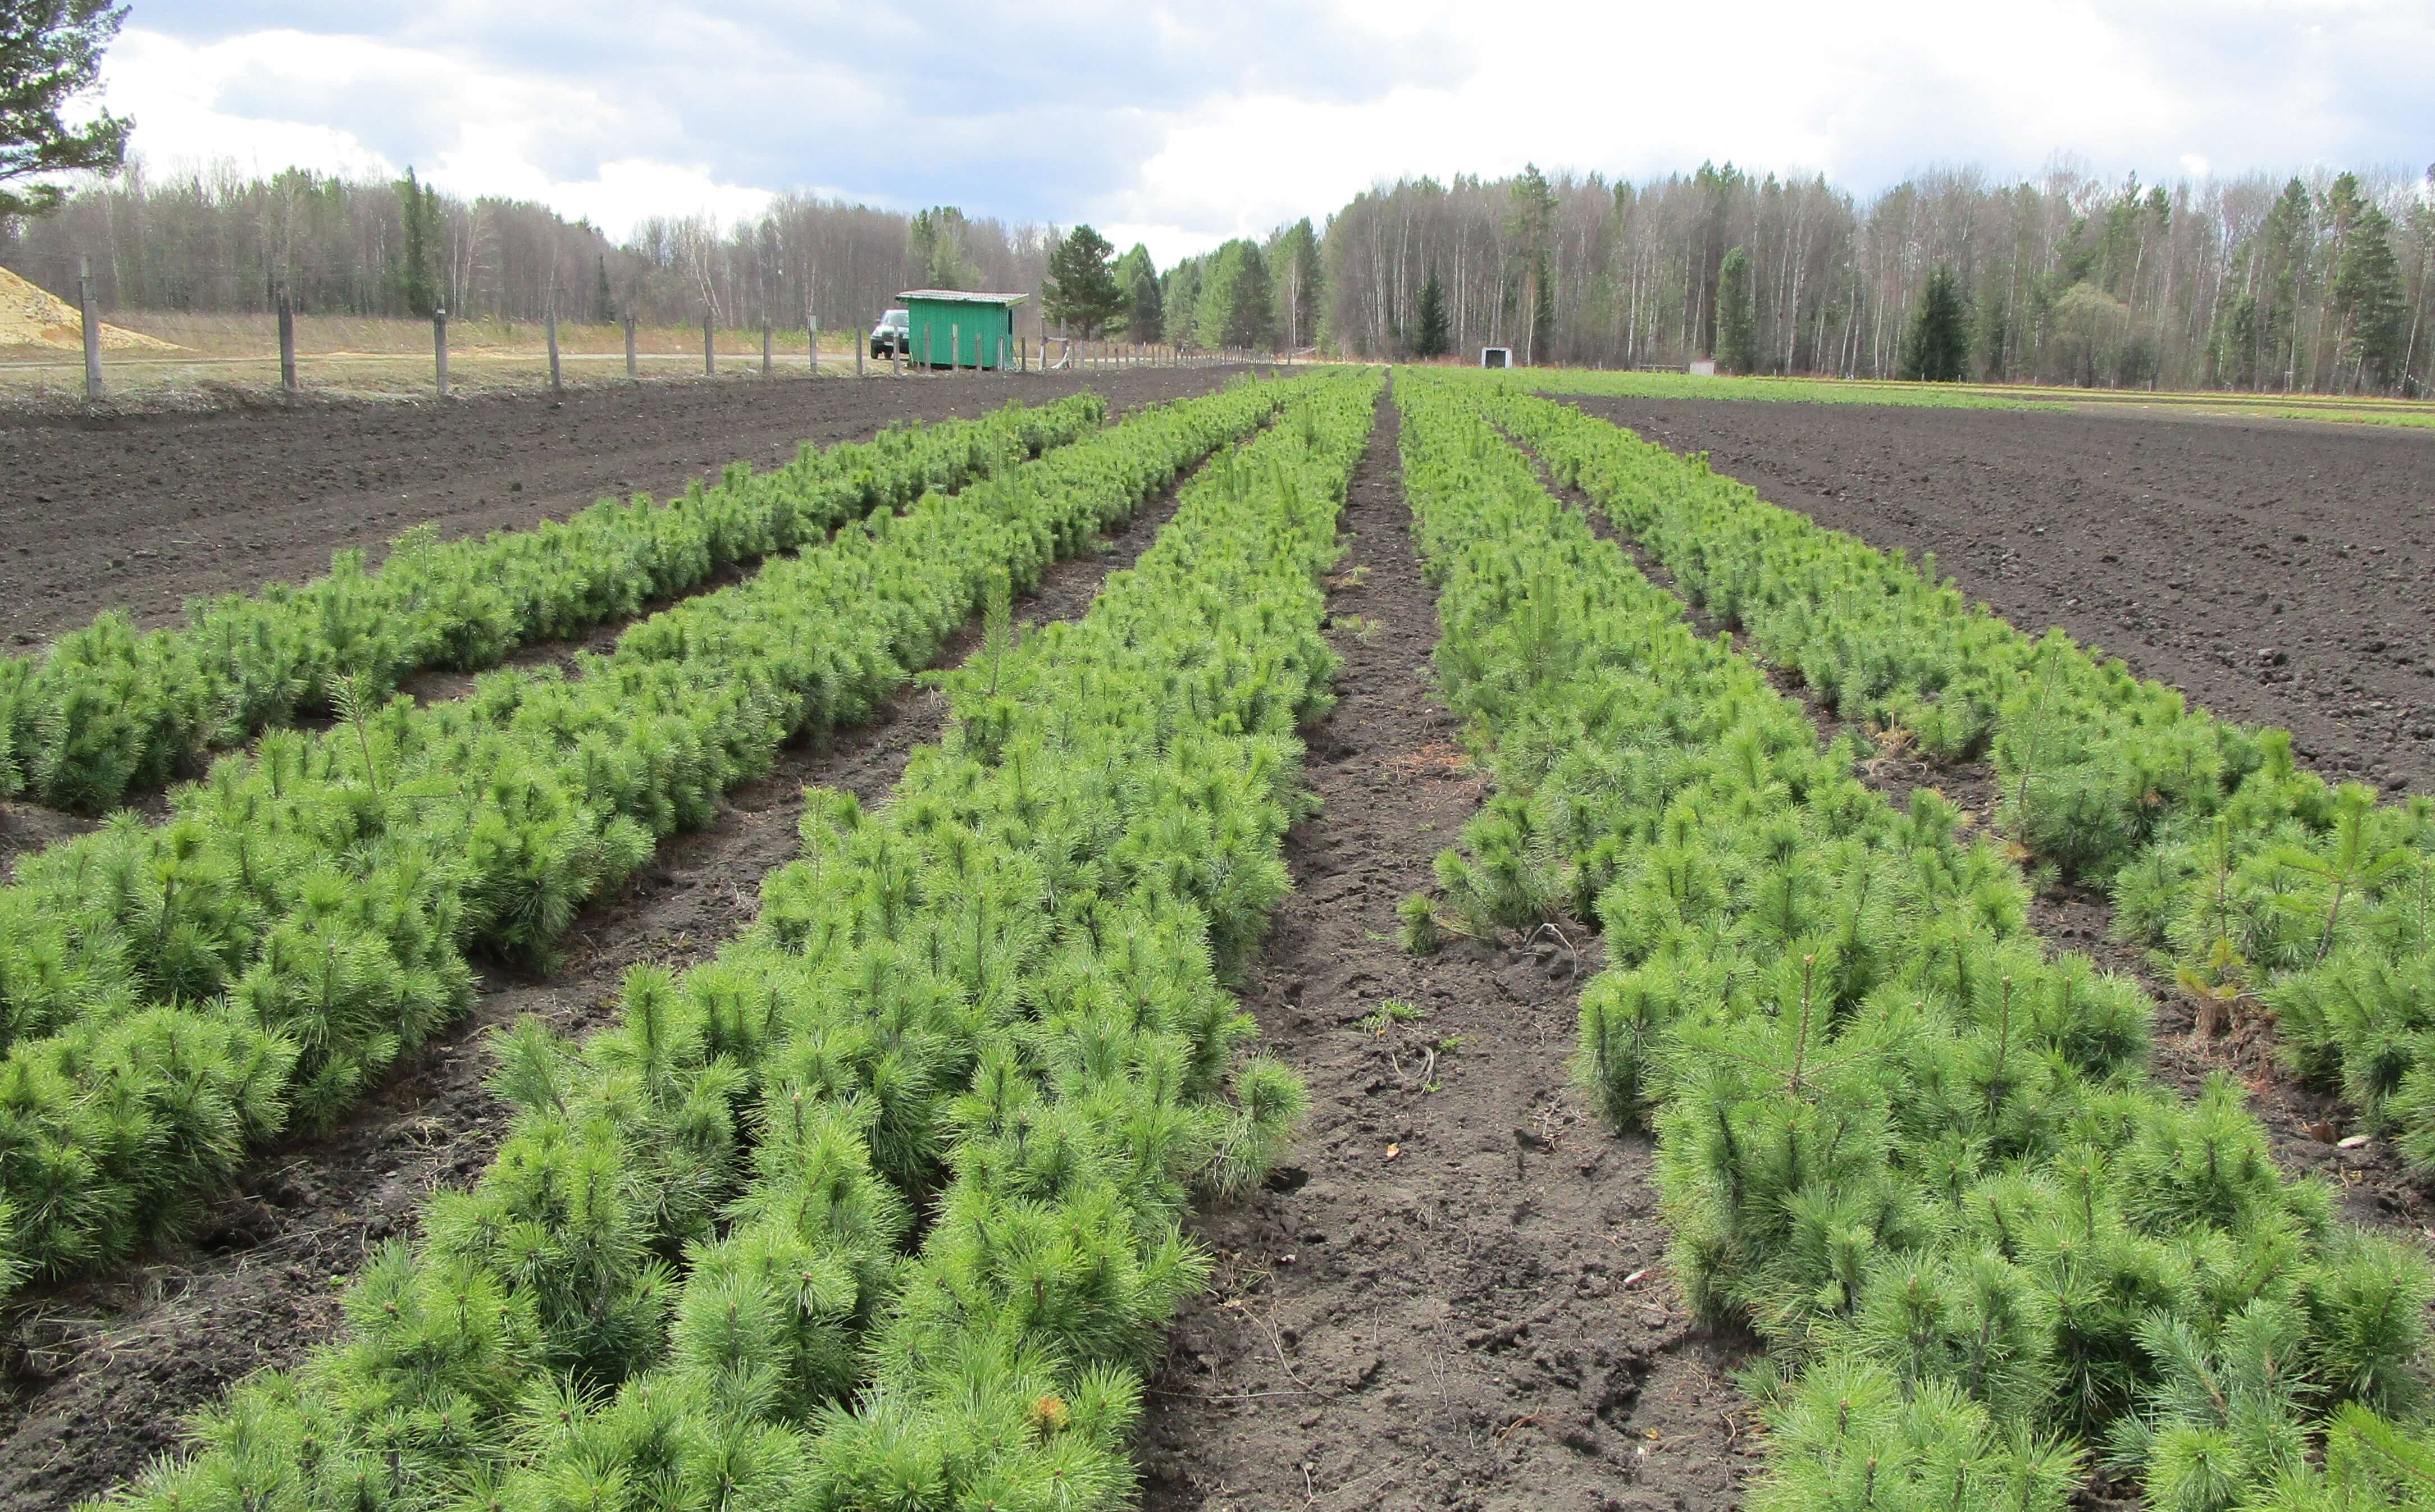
[90,1,2435,266]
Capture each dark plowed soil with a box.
[0,365,1251,647]
[1561,396,2435,795]
[1139,389,1749,1512]
[0,468,1196,1512]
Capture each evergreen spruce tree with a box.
[1530,252,1556,364]
[1161,259,1202,348]
[1412,268,1451,358]
[1975,269,2009,380]
[1270,217,1323,349]
[2222,293,2262,389]
[394,167,440,318]
[1899,264,1971,382]
[1041,223,1124,337]
[1193,240,1273,351]
[1112,243,1160,341]
[593,254,615,323]
[908,207,981,290]
[1716,246,1758,374]
[0,0,131,216]
[2334,203,2407,391]
[1506,164,1556,363]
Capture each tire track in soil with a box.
[1138,387,1751,1512]
[1520,451,2435,1265]
[0,458,1202,1512]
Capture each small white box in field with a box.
[1688,359,1717,376]
[1480,346,1512,369]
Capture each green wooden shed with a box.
[900,289,1027,369]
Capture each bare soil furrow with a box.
[1139,389,1748,1512]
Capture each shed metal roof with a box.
[897,289,1030,305]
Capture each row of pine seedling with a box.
[94,368,1380,1512]
[0,379,1299,1303]
[0,395,1104,813]
[1478,380,2435,1195]
[1397,370,2433,1512]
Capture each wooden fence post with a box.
[855,334,864,378]
[922,324,932,372]
[704,315,715,377]
[546,305,562,392]
[276,286,297,395]
[623,314,636,378]
[78,256,102,400]
[434,307,449,396]
[809,320,818,373]
[950,321,960,373]
[762,319,773,375]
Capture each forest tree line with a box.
[4,154,2430,393]
[1320,160,2435,393]
[0,160,1059,338]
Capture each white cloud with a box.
[102,26,774,234]
[89,2,2435,259]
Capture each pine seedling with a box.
[2300,1228,2435,1417]
[1397,890,1446,953]
[2271,786,2409,968]
[1210,1055,1307,1196]
[331,670,388,800]
[1575,966,1676,1127]
[2002,638,2067,847]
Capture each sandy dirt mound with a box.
[0,265,181,350]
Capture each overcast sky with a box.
[97,1,2435,266]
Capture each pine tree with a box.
[2222,293,2261,389]
[1411,268,1451,358]
[1506,165,1557,363]
[2258,179,2313,389]
[1161,258,1202,348]
[395,167,439,318]
[1899,264,1971,382]
[1112,243,1159,340]
[1193,239,1273,351]
[593,254,615,324]
[1531,252,1556,364]
[1270,217,1323,349]
[2334,203,2407,391]
[0,1,132,216]
[908,207,979,290]
[1716,246,1758,374]
[1975,268,2009,381]
[1041,224,1124,337]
